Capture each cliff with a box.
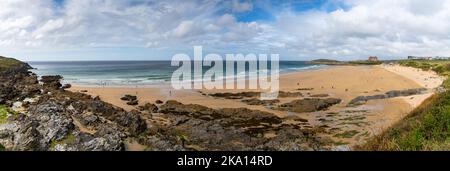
[0,56,32,73]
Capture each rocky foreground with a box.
[0,57,333,151]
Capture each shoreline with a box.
[61,64,329,89]
[33,61,328,88]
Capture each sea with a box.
[27,61,324,86]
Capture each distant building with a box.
[368,56,379,62]
[408,56,433,60]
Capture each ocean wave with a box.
[34,61,325,86]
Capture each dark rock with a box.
[0,100,75,150]
[121,95,137,101]
[310,94,329,97]
[155,100,164,104]
[159,100,216,117]
[76,114,99,126]
[28,101,75,143]
[53,129,124,151]
[138,103,158,113]
[278,91,303,98]
[385,88,427,98]
[40,75,63,90]
[348,88,427,106]
[114,111,147,136]
[258,128,328,151]
[276,98,342,113]
[241,98,280,106]
[61,84,72,89]
[209,91,302,99]
[127,100,139,106]
[69,101,87,114]
[93,96,101,101]
[209,92,260,99]
[87,98,117,115]
[297,88,314,91]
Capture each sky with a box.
[1,0,450,61]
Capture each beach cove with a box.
[67,64,444,148]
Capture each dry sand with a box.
[68,65,444,147]
[381,64,445,108]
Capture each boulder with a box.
[121,95,137,101]
[61,84,72,89]
[114,111,147,136]
[127,100,139,106]
[40,75,63,90]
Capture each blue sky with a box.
[1,0,450,61]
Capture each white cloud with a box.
[270,0,450,59]
[232,0,253,13]
[1,0,450,60]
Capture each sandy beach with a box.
[68,65,444,147]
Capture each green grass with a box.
[333,141,350,146]
[0,105,12,151]
[0,56,24,71]
[348,60,382,65]
[50,134,76,149]
[334,130,359,138]
[398,60,450,76]
[0,105,15,124]
[358,60,450,151]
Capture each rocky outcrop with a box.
[0,98,131,151]
[241,98,280,106]
[276,98,342,113]
[142,100,330,151]
[278,91,303,98]
[0,58,39,105]
[41,75,63,90]
[120,94,139,106]
[61,84,72,89]
[0,59,149,151]
[310,94,329,98]
[348,88,427,106]
[208,91,303,99]
[120,95,137,101]
[208,92,260,99]
[138,103,158,113]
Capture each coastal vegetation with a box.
[360,60,450,150]
[0,105,16,124]
[308,59,382,65]
[0,56,25,70]
[348,60,382,65]
[307,59,345,65]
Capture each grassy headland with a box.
[0,56,26,71]
[359,60,450,150]
[308,59,382,65]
